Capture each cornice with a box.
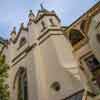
[37,27,63,40]
[35,13,61,23]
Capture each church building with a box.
[0,1,100,100]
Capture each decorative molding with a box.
[80,51,92,60]
[39,33,63,45]
[35,13,61,23]
[12,43,37,64]
[37,28,63,40]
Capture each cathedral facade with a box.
[0,1,100,100]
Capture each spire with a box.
[11,26,16,35]
[28,10,35,21]
[10,26,16,41]
[40,3,47,11]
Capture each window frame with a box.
[18,37,27,50]
[68,28,88,51]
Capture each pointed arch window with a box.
[69,29,84,46]
[41,21,46,32]
[18,37,27,49]
[49,18,55,26]
[16,67,28,100]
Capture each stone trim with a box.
[80,51,92,60]
[37,28,63,40]
[12,43,37,64]
[12,54,27,67]
[39,33,63,45]
[73,37,89,52]
[35,13,61,23]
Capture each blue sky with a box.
[0,0,99,38]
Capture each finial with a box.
[13,26,16,32]
[40,3,46,11]
[29,10,34,16]
[11,26,16,34]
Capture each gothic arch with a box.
[13,67,28,100]
[18,37,27,49]
[69,29,84,46]
[13,67,27,89]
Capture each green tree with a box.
[0,55,9,100]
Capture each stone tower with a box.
[3,6,83,100]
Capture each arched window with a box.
[49,18,55,26]
[18,37,27,49]
[13,67,28,100]
[41,21,46,32]
[18,67,28,100]
[69,29,84,46]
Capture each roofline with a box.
[66,1,100,29]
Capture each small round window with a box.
[50,81,61,92]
